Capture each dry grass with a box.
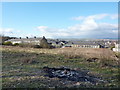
[1,46,119,67]
[1,46,119,88]
[57,48,118,60]
[1,46,118,61]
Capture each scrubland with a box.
[1,46,120,88]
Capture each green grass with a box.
[1,46,120,88]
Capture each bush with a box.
[33,45,41,48]
[13,43,19,46]
[110,46,115,50]
[40,36,52,49]
[3,41,12,46]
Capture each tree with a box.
[40,36,51,48]
[26,36,28,39]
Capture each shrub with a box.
[3,41,12,46]
[33,45,41,48]
[39,36,52,49]
[110,46,115,50]
[13,43,19,46]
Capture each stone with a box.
[76,82,81,85]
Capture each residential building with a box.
[113,43,120,52]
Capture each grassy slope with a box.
[1,46,120,88]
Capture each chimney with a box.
[26,36,28,39]
[19,37,21,39]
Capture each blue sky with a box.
[1,2,118,39]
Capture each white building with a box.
[70,42,100,48]
[113,43,120,52]
[6,38,42,45]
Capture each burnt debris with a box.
[43,67,105,84]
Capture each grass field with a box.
[1,46,120,88]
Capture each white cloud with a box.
[36,17,101,38]
[37,26,48,30]
[2,13,118,39]
[72,13,118,21]
[80,17,98,31]
[0,28,23,37]
[72,14,108,21]
[109,14,118,19]
[87,14,108,20]
[0,28,14,36]
[72,16,85,20]
[98,23,117,30]
[36,13,118,38]
[112,30,118,33]
[36,17,118,38]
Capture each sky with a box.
[1,2,118,39]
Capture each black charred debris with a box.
[43,66,105,84]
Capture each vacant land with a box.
[1,46,120,88]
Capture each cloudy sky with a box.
[1,2,118,39]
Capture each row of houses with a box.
[7,38,42,45]
[62,41,100,48]
[4,36,119,50]
[72,44,100,48]
[5,37,101,48]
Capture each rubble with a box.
[43,67,105,85]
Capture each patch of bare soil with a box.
[42,66,107,87]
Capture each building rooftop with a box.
[72,41,99,45]
[7,38,42,42]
